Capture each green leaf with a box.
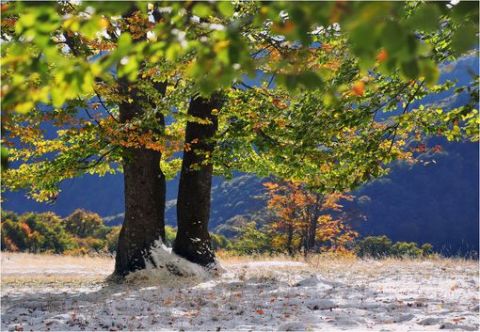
[51,88,66,108]
[117,33,132,54]
[406,4,441,32]
[218,2,234,17]
[217,48,230,65]
[80,16,103,39]
[451,1,479,25]
[419,59,439,86]
[298,72,323,89]
[193,3,212,18]
[17,12,37,30]
[451,23,478,55]
[349,23,378,56]
[15,101,34,114]
[1,146,9,170]
[401,59,419,79]
[165,43,181,62]
[381,21,406,56]
[198,77,217,97]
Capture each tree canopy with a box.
[2,1,478,198]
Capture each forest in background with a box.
[1,209,436,260]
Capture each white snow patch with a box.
[125,240,211,284]
[1,255,479,331]
[231,260,307,268]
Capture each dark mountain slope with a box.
[353,140,478,255]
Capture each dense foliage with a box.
[355,235,434,258]
[2,1,478,199]
[0,210,232,255]
[1,210,118,254]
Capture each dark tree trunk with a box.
[173,95,223,267]
[113,82,167,277]
[287,224,294,256]
[306,194,323,252]
[306,215,318,252]
[303,230,309,258]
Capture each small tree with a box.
[64,209,108,238]
[264,181,356,256]
[233,222,273,255]
[420,243,434,256]
[355,236,435,258]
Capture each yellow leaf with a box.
[15,101,34,114]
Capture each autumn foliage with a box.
[263,181,358,256]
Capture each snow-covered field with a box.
[1,252,479,331]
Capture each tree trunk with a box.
[303,231,309,258]
[307,215,318,252]
[307,194,323,252]
[287,224,294,256]
[113,82,166,277]
[173,95,223,267]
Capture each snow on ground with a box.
[1,252,479,331]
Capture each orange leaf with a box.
[376,49,388,63]
[272,20,295,34]
[352,81,365,97]
[272,98,288,109]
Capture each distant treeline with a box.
[1,210,120,255]
[227,222,437,258]
[2,210,438,259]
[0,210,232,255]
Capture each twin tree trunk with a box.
[173,95,223,267]
[114,91,222,276]
[114,82,167,277]
[113,8,221,275]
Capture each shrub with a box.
[355,236,392,258]
[391,242,423,258]
[28,212,77,253]
[2,212,76,253]
[64,209,109,238]
[211,233,232,250]
[232,222,273,255]
[420,243,434,256]
[105,226,121,253]
[355,235,435,259]
[74,237,106,253]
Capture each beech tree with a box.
[1,1,478,277]
[264,181,356,256]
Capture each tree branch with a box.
[93,88,119,122]
[77,146,118,170]
[386,81,425,153]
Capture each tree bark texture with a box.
[173,95,223,267]
[114,82,166,277]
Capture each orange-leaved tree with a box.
[264,181,357,256]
